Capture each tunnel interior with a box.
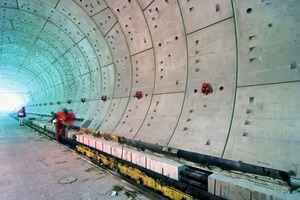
[1,0,300,188]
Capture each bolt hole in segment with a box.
[290,61,296,69]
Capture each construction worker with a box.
[62,109,76,134]
[17,107,26,126]
[55,108,68,141]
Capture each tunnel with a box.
[1,0,300,199]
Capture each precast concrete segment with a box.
[79,73,92,100]
[113,87,154,138]
[81,100,99,124]
[56,0,112,67]
[104,23,131,98]
[177,0,233,34]
[0,117,151,200]
[91,7,118,36]
[134,92,185,146]
[113,49,155,139]
[99,97,130,133]
[104,0,156,138]
[106,0,153,55]
[74,0,108,17]
[222,0,300,178]
[144,0,187,94]
[168,18,236,157]
[223,82,300,177]
[87,64,115,130]
[74,99,89,120]
[234,0,300,86]
[137,0,153,10]
[113,0,189,147]
[73,38,100,99]
[97,20,133,132]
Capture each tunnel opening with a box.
[0,91,28,114]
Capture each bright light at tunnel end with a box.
[0,92,27,114]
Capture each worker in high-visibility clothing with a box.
[17,107,26,126]
[62,109,76,135]
[55,108,68,142]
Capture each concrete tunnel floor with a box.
[0,117,153,200]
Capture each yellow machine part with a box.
[76,145,192,199]
[110,134,119,143]
[117,163,192,200]
[24,123,194,200]
[76,145,116,169]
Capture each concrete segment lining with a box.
[1,0,300,186]
[169,18,236,157]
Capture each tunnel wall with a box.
[13,0,300,178]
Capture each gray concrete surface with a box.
[0,117,152,200]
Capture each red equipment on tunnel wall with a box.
[134,91,143,99]
[101,95,107,102]
[201,83,213,95]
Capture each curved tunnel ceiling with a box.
[1,0,300,178]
